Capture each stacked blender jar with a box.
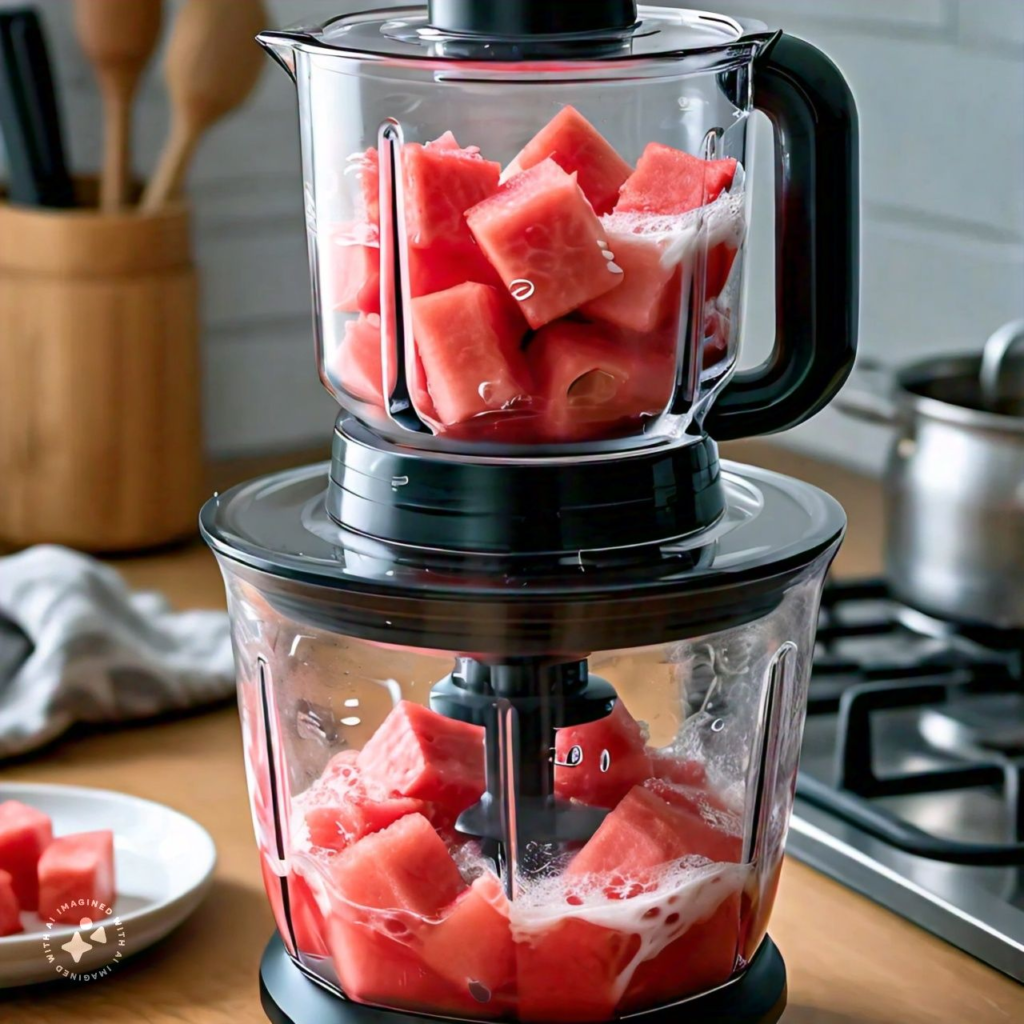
[203,4,858,1022]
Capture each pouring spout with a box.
[257,29,306,82]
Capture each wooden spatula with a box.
[141,0,267,212]
[74,0,162,211]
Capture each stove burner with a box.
[788,578,1024,982]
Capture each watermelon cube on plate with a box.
[37,830,116,925]
[420,873,515,1005]
[616,143,737,215]
[0,869,22,936]
[467,158,622,330]
[505,105,633,216]
[618,889,741,1012]
[526,320,674,443]
[580,231,683,333]
[0,799,53,912]
[358,701,486,816]
[516,916,641,1022]
[412,282,532,428]
[555,701,652,809]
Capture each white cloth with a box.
[0,545,235,760]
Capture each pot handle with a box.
[980,319,1024,410]
[834,357,900,426]
[705,33,859,440]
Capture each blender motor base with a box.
[259,933,787,1024]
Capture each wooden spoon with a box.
[141,0,266,212]
[74,0,162,211]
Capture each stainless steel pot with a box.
[838,321,1024,638]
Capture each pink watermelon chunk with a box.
[326,225,381,315]
[0,869,22,936]
[37,830,115,925]
[618,889,741,1012]
[409,240,504,297]
[505,106,633,216]
[649,753,708,789]
[357,701,486,815]
[404,133,501,247]
[334,313,394,408]
[526,320,674,443]
[412,282,532,428]
[304,753,427,853]
[566,783,741,896]
[642,778,743,864]
[0,800,52,912]
[516,917,641,1022]
[420,873,515,1006]
[555,701,652,808]
[467,158,622,330]
[329,812,466,912]
[616,143,737,215]
[358,133,501,248]
[580,231,682,333]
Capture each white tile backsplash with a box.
[2,0,1022,467]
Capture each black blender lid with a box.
[261,4,771,64]
[201,461,844,654]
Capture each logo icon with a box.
[41,904,127,982]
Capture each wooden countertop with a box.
[3,443,1021,1023]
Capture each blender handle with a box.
[704,33,859,441]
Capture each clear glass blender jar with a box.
[202,463,845,1021]
[260,2,857,452]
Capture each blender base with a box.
[259,934,787,1024]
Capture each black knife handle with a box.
[0,7,74,208]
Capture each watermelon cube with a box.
[329,812,465,913]
[358,702,486,814]
[526,320,674,443]
[555,701,652,808]
[467,158,622,329]
[334,313,395,408]
[409,240,504,297]
[403,133,501,247]
[566,783,741,896]
[580,232,682,333]
[326,814,474,1013]
[357,133,501,248]
[0,869,22,936]
[37,831,116,925]
[505,105,633,216]
[412,282,532,428]
[0,800,52,912]
[516,917,641,1022]
[420,873,515,1005]
[325,225,381,315]
[616,143,737,215]
[649,753,708,789]
[618,889,741,1012]
[642,778,743,864]
[304,756,427,853]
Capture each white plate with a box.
[0,782,216,987]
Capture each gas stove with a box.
[789,579,1024,980]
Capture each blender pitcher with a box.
[259,0,857,451]
[203,3,858,1023]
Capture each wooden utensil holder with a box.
[0,180,203,552]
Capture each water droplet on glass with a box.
[340,716,361,727]
[602,250,615,261]
[510,279,536,301]
[478,381,496,402]
[597,239,609,249]
[607,261,624,274]
[711,718,725,733]
[344,698,359,708]
[599,749,611,773]
[391,475,409,488]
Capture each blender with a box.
[200,3,858,1022]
